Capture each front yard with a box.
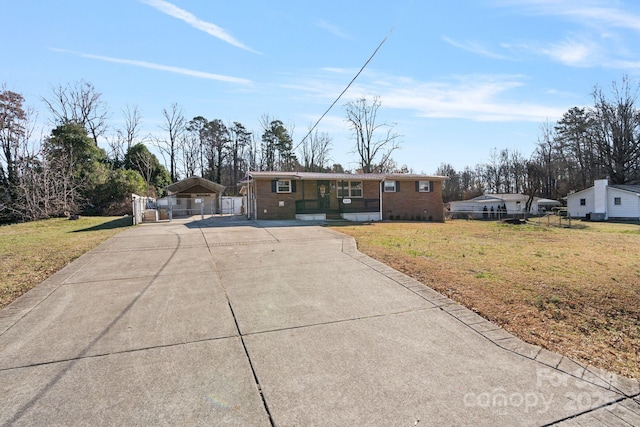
[0,217,131,309]
[332,219,640,379]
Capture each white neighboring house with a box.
[566,179,640,221]
[449,194,561,219]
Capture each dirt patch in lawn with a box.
[331,220,640,379]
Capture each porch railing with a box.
[295,199,329,214]
[340,198,380,213]
[295,198,379,214]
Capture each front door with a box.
[317,180,330,211]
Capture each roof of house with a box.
[566,183,640,198]
[241,171,448,182]
[461,193,561,205]
[166,176,225,194]
[609,184,640,195]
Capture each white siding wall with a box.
[594,179,608,214]
[567,189,594,218]
[607,188,640,219]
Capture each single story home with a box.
[449,194,561,219]
[239,171,447,221]
[566,179,640,221]
[159,176,225,218]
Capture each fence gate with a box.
[131,194,156,224]
[220,196,243,215]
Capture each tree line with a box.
[5,75,637,222]
[436,76,640,203]
[1,80,402,223]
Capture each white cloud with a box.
[139,0,260,54]
[541,38,594,66]
[492,1,640,69]
[517,1,640,31]
[442,36,510,60]
[284,71,566,123]
[51,48,253,85]
[315,20,351,39]
[504,36,599,66]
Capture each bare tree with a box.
[435,163,461,203]
[0,88,41,221]
[181,131,200,178]
[9,131,81,221]
[344,96,401,173]
[228,121,251,191]
[42,80,109,145]
[155,103,186,182]
[122,104,143,153]
[109,104,144,167]
[0,88,28,212]
[300,128,332,172]
[591,76,640,184]
[125,143,156,197]
[245,133,260,172]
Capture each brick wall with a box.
[254,179,299,220]
[253,177,445,221]
[382,180,444,221]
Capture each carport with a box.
[161,176,225,219]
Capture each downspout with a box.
[248,177,254,220]
[248,180,252,219]
[301,177,304,219]
[252,178,257,220]
[379,179,384,221]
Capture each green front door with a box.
[317,180,330,211]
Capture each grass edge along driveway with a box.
[331,219,640,380]
[0,216,132,309]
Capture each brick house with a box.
[239,171,447,221]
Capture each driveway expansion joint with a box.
[240,306,437,338]
[0,335,241,372]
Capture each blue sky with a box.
[3,0,640,174]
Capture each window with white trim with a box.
[580,198,586,206]
[418,181,431,192]
[614,197,621,205]
[276,180,291,193]
[384,180,396,192]
[337,181,363,198]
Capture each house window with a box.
[418,181,431,192]
[614,197,621,205]
[276,180,291,193]
[337,181,363,198]
[580,198,586,206]
[384,180,396,192]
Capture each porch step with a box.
[326,212,342,220]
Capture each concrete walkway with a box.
[1,216,638,426]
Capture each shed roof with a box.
[166,176,225,195]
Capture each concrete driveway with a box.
[1,216,638,426]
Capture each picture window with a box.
[338,181,363,198]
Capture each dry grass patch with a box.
[331,220,640,379]
[0,216,131,309]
